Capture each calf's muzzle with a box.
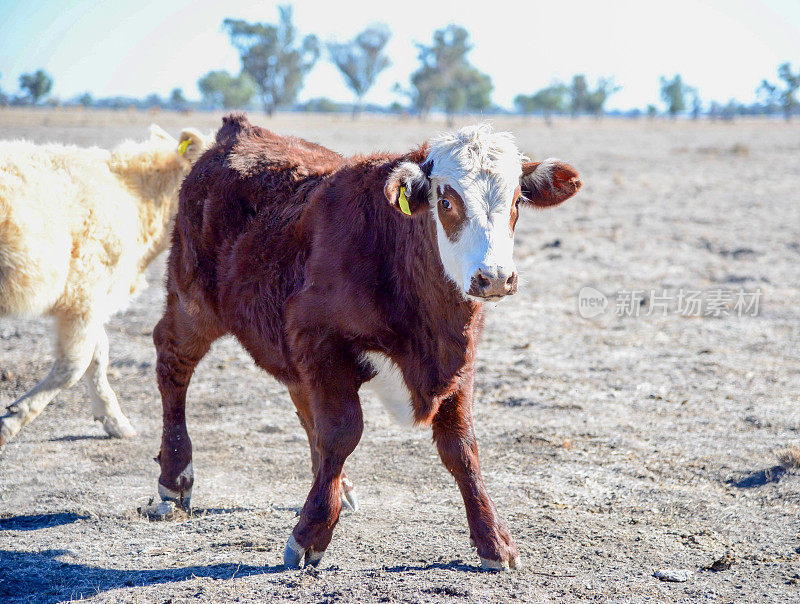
[468,268,518,299]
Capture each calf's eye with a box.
[440,198,452,211]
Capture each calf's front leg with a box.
[432,382,521,570]
[153,293,220,509]
[289,384,360,511]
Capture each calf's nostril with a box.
[502,273,518,294]
[476,273,492,289]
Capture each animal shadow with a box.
[0,548,282,604]
[729,465,787,488]
[382,560,483,573]
[0,512,89,531]
[49,434,110,442]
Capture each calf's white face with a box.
[385,125,582,301]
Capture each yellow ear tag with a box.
[178,139,191,156]
[398,186,411,215]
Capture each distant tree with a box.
[19,69,53,105]
[398,73,438,119]
[568,74,589,117]
[453,67,492,117]
[144,93,162,109]
[777,63,800,120]
[328,25,391,118]
[198,70,257,109]
[0,74,7,106]
[743,102,763,116]
[408,25,493,124]
[721,99,743,121]
[78,92,93,107]
[300,97,339,112]
[757,79,779,115]
[688,87,701,120]
[566,75,618,118]
[660,74,689,118]
[585,77,620,118]
[646,104,657,119]
[514,94,536,115]
[224,6,319,116]
[760,63,800,121]
[169,88,187,111]
[514,83,568,125]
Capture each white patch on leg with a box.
[479,556,522,571]
[158,461,193,502]
[305,549,324,566]
[480,557,510,571]
[284,533,307,569]
[158,482,183,501]
[178,461,193,482]
[341,485,360,512]
[362,352,415,426]
[285,533,306,556]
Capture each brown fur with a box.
[155,113,524,566]
[521,160,581,207]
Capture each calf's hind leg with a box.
[289,384,360,512]
[154,292,222,508]
[85,327,136,438]
[0,313,98,445]
[283,339,364,569]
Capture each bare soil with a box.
[1,108,799,603]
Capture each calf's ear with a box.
[149,123,176,143]
[177,128,210,162]
[384,161,431,216]
[520,159,581,208]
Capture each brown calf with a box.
[154,113,580,570]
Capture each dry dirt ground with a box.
[0,109,799,603]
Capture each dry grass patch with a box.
[776,445,800,469]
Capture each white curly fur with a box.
[0,125,211,444]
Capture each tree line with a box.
[195,6,800,122]
[197,8,496,123]
[2,5,798,122]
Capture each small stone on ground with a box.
[654,569,692,582]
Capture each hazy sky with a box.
[0,0,798,110]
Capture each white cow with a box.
[0,125,211,445]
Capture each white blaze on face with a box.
[425,125,525,299]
